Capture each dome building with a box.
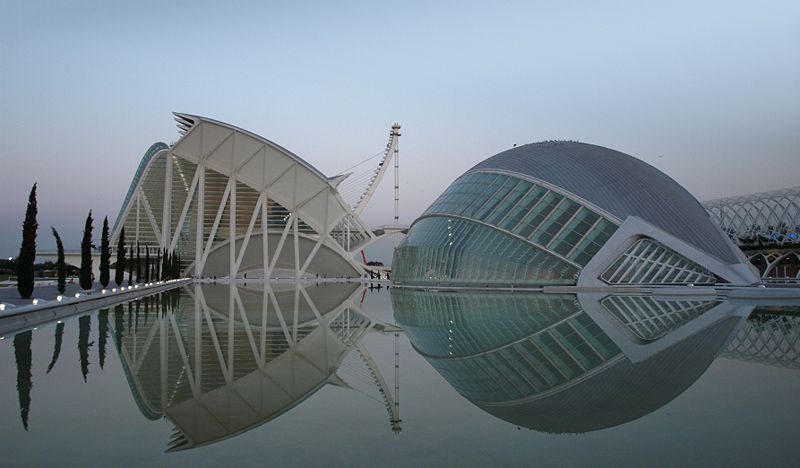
[393,141,759,287]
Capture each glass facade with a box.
[394,171,619,286]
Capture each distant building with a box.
[393,141,759,287]
[112,114,401,279]
[703,187,799,282]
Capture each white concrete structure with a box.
[112,114,401,280]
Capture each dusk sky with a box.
[1,1,798,262]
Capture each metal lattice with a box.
[703,186,800,247]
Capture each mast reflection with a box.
[111,282,396,450]
[393,289,753,433]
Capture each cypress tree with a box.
[162,249,169,280]
[79,210,93,290]
[155,249,161,281]
[99,217,110,288]
[145,248,151,283]
[127,240,134,286]
[114,228,125,287]
[17,183,37,299]
[135,242,141,283]
[51,227,66,294]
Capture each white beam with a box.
[197,178,233,274]
[168,164,202,252]
[234,190,265,274]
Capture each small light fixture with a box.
[0,304,5,311]
[112,288,117,292]
[75,293,81,298]
[56,295,63,302]
[32,299,39,305]
[101,289,107,294]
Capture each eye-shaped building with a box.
[393,141,759,287]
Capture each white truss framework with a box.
[703,186,800,247]
[600,238,718,285]
[111,114,389,279]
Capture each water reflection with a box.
[109,282,393,451]
[46,322,64,373]
[13,331,32,431]
[721,308,800,368]
[392,289,765,433]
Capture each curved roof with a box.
[469,141,740,264]
[113,141,169,229]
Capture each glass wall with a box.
[393,217,578,286]
[394,171,620,286]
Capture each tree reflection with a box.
[78,315,94,382]
[114,304,124,352]
[98,310,109,369]
[14,331,33,431]
[47,322,65,373]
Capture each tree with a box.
[155,249,161,281]
[115,227,126,287]
[79,210,93,290]
[127,240,134,286]
[99,217,110,288]
[17,183,38,299]
[51,227,66,294]
[135,242,141,283]
[161,248,168,280]
[144,248,151,283]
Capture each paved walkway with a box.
[0,281,124,306]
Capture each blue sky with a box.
[1,1,798,262]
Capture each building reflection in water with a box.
[110,282,400,451]
[720,307,800,369]
[392,289,786,433]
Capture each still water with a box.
[0,283,798,467]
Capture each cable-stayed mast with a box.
[350,124,401,216]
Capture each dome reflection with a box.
[393,288,752,433]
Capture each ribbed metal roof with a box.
[469,141,740,264]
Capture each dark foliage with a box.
[51,227,66,294]
[14,331,32,430]
[47,322,64,373]
[79,210,93,290]
[115,227,126,287]
[99,217,111,288]
[17,184,38,299]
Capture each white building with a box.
[112,114,401,279]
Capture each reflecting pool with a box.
[1,284,798,466]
